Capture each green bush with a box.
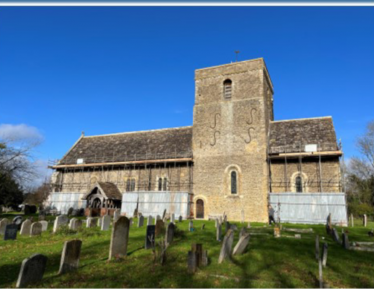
[348,202,374,219]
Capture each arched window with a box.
[231,171,237,194]
[223,79,232,99]
[163,177,168,191]
[126,179,131,192]
[296,176,303,193]
[158,178,162,191]
[131,179,136,191]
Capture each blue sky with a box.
[0,7,373,182]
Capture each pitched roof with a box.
[58,126,193,165]
[269,117,339,154]
[82,182,122,200]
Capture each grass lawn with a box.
[1,213,374,288]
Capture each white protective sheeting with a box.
[269,193,348,225]
[121,191,191,219]
[47,192,87,214]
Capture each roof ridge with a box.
[271,116,332,123]
[84,126,192,138]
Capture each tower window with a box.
[231,171,237,194]
[296,176,303,193]
[223,79,232,99]
[158,178,162,191]
[126,178,136,192]
[163,177,168,191]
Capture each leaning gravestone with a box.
[165,222,175,247]
[4,224,18,240]
[233,232,250,255]
[16,254,48,288]
[332,228,340,243]
[0,218,10,235]
[218,229,234,263]
[138,215,144,228]
[20,219,32,236]
[162,209,167,220]
[39,221,48,232]
[155,215,161,224]
[145,225,156,249]
[30,222,42,236]
[322,243,328,267]
[109,216,130,260]
[58,239,82,274]
[216,224,222,241]
[101,215,111,231]
[53,215,69,233]
[147,216,153,226]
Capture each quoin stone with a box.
[101,215,111,231]
[218,229,234,263]
[16,254,48,288]
[109,216,130,260]
[58,239,82,274]
[30,222,42,236]
[20,219,32,236]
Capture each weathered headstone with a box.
[332,228,340,243]
[233,232,250,255]
[113,210,120,222]
[162,209,167,220]
[30,222,42,236]
[58,239,82,274]
[218,229,234,263]
[4,224,18,240]
[170,213,175,223]
[326,213,332,235]
[165,222,175,247]
[178,215,182,222]
[350,213,354,227]
[29,205,37,214]
[147,215,153,226]
[145,225,156,249]
[97,217,102,227]
[216,224,222,241]
[215,218,219,228]
[101,215,111,231]
[187,251,197,273]
[189,220,193,232]
[20,219,32,236]
[67,207,74,216]
[39,221,48,232]
[16,254,48,288]
[322,243,328,267]
[109,216,130,260]
[342,233,350,249]
[201,250,208,266]
[315,235,320,260]
[0,218,10,235]
[138,215,144,228]
[191,243,203,266]
[86,217,97,228]
[363,214,367,227]
[68,218,77,230]
[53,215,68,233]
[155,219,165,237]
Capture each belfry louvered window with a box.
[223,79,232,99]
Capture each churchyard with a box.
[1,212,374,288]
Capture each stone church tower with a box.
[192,58,273,222]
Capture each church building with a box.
[48,58,346,224]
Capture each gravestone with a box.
[129,218,133,227]
[67,207,74,216]
[30,222,42,236]
[97,217,102,227]
[239,227,247,239]
[191,243,203,266]
[72,219,83,230]
[53,215,68,233]
[230,224,238,231]
[201,250,208,266]
[0,218,10,235]
[4,224,18,240]
[247,221,251,229]
[147,216,153,226]
[101,215,111,231]
[189,220,193,232]
[218,229,234,263]
[165,222,175,247]
[138,215,144,228]
[145,225,156,249]
[363,214,367,227]
[178,215,182,222]
[86,217,97,228]
[109,216,130,260]
[215,218,219,228]
[187,251,197,273]
[69,218,77,230]
[326,213,332,234]
[113,210,120,222]
[38,215,45,221]
[155,219,165,237]
[233,232,250,255]
[342,233,350,249]
[39,221,48,232]
[162,209,167,220]
[315,235,320,260]
[20,219,32,236]
[225,221,230,233]
[171,213,175,223]
[201,224,205,230]
[216,224,222,241]
[58,239,82,274]
[13,216,23,228]
[155,215,161,224]
[332,228,340,243]
[16,254,48,288]
[322,243,328,267]
[350,213,354,227]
